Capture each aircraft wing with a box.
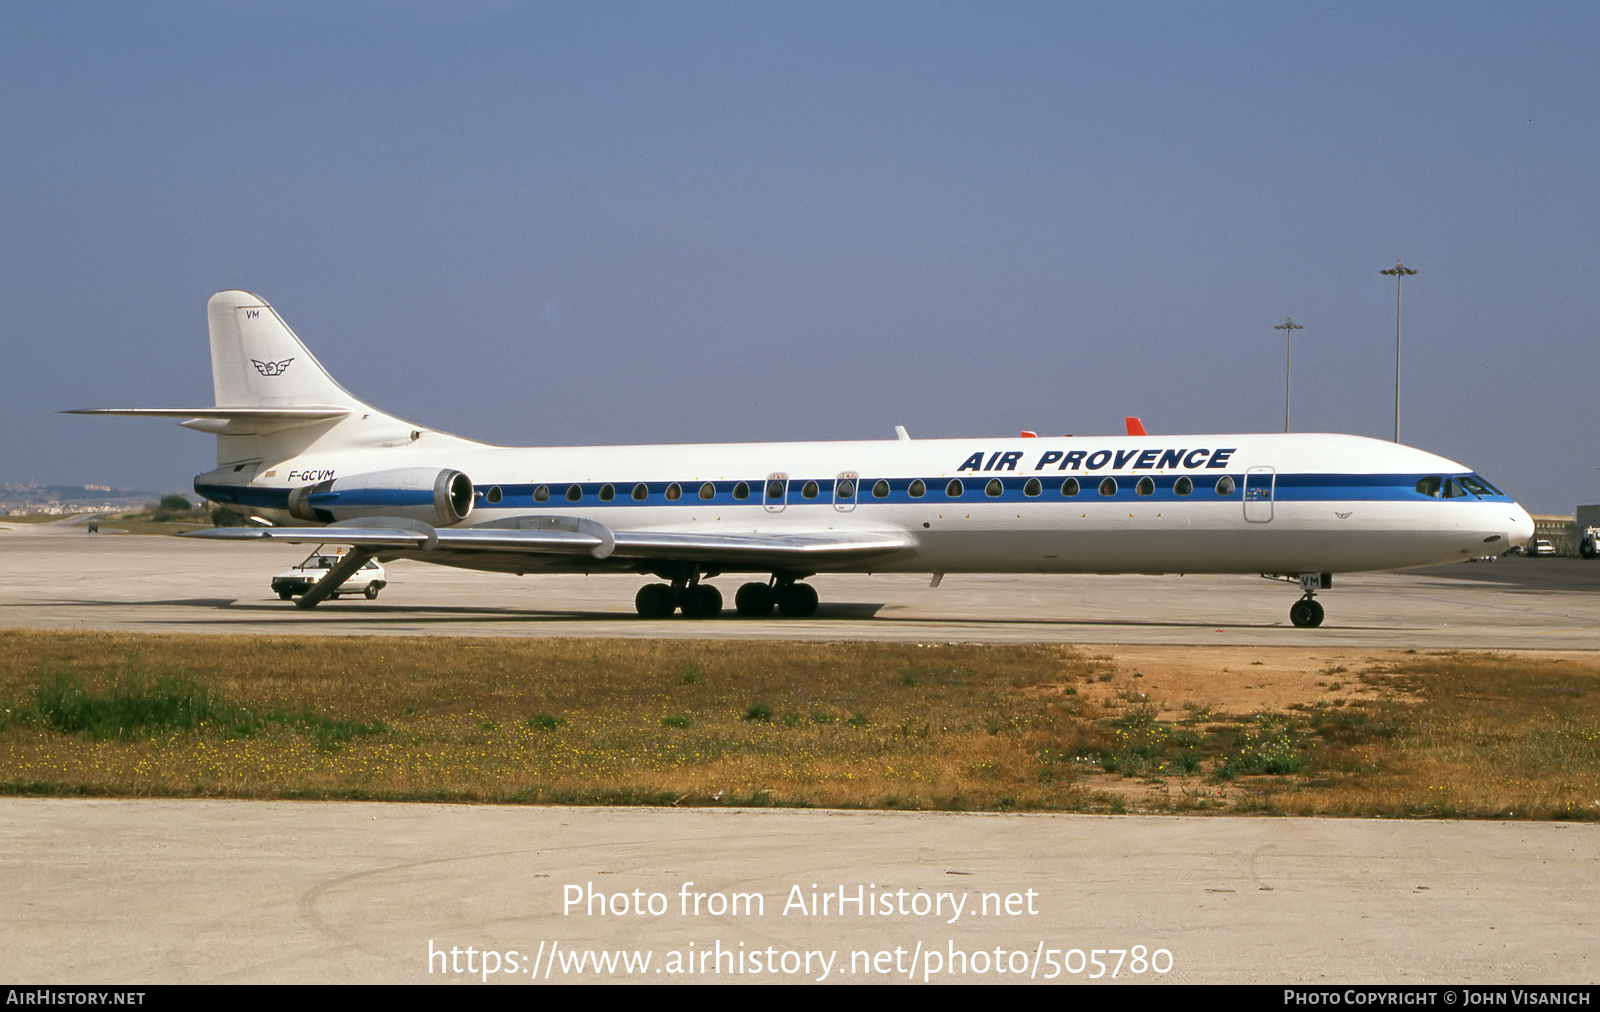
[607,529,911,564]
[181,519,913,567]
[182,523,605,554]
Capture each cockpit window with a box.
[1415,477,1442,498]
[1460,475,1501,497]
[1443,478,1468,498]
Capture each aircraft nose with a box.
[1508,504,1535,548]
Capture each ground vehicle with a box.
[1580,529,1600,559]
[1527,539,1556,557]
[270,549,385,600]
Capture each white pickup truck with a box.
[271,549,387,600]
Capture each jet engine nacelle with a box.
[287,467,474,525]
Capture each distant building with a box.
[1531,514,1579,556]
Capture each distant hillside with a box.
[1,482,167,513]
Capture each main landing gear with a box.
[635,581,721,618]
[734,579,817,618]
[633,570,819,619]
[1287,572,1329,628]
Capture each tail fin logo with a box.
[252,358,295,377]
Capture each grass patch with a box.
[12,668,385,752]
[0,633,1596,817]
[0,632,1109,809]
[29,673,240,739]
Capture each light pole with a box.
[1380,260,1418,443]
[1275,317,1304,433]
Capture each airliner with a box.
[71,290,1535,628]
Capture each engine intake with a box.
[288,467,474,525]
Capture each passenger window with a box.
[837,479,855,499]
[1215,476,1236,496]
[872,480,890,499]
[985,478,1003,497]
[909,479,926,498]
[946,479,964,498]
[599,484,615,502]
[1136,477,1154,496]
[566,484,582,502]
[486,485,502,504]
[665,483,682,501]
[534,485,549,503]
[699,482,715,500]
[801,480,818,499]
[1416,477,1442,498]
[1174,476,1193,496]
[1099,477,1117,496]
[1023,478,1041,497]
[766,479,785,500]
[1061,478,1080,497]
[733,482,749,500]
[631,483,648,501]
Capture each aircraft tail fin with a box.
[207,291,362,410]
[70,291,481,472]
[1124,416,1148,437]
[199,291,482,464]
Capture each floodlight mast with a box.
[1380,261,1418,443]
[1275,317,1304,433]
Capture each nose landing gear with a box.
[1287,572,1329,628]
[1289,597,1325,628]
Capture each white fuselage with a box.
[216,430,1534,577]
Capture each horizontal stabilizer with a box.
[65,406,350,436]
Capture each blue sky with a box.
[2,2,1595,511]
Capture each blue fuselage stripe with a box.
[196,472,1513,512]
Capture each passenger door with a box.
[1243,466,1275,523]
